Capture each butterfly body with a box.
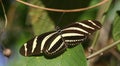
[19,20,102,58]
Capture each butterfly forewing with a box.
[19,31,56,56]
[61,20,102,46]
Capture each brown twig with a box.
[16,0,108,12]
[87,39,120,60]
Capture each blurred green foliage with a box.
[1,0,120,66]
[112,11,120,51]
[6,0,99,66]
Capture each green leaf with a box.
[112,11,120,51]
[10,45,87,66]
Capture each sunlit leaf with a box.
[112,11,120,51]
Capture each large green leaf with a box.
[112,11,120,51]
[10,44,86,66]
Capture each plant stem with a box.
[87,39,120,59]
[90,0,112,50]
[90,31,100,50]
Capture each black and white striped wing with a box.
[61,20,102,46]
[19,31,54,56]
[19,31,67,57]
[43,32,67,57]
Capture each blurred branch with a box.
[16,0,108,12]
[0,0,7,30]
[90,0,112,51]
[109,49,120,61]
[87,39,120,60]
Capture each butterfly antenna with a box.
[55,12,65,30]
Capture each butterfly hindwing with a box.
[43,33,67,57]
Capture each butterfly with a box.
[19,20,102,58]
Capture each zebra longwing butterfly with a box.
[19,20,102,58]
